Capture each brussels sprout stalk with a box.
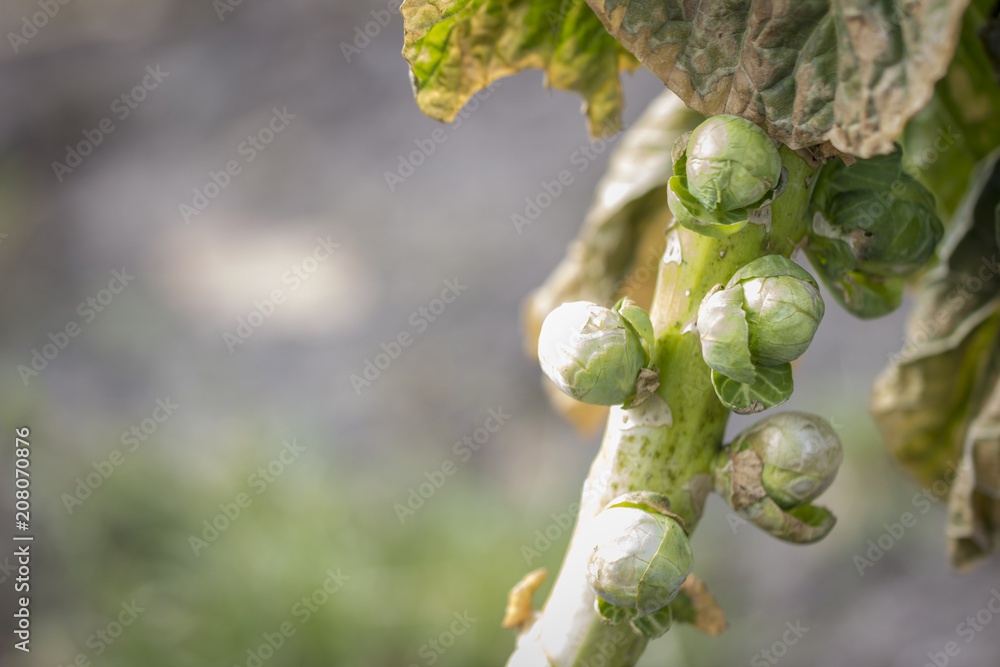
[507,146,817,667]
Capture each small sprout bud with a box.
[805,150,943,317]
[667,116,786,238]
[586,493,693,619]
[697,256,824,413]
[732,412,843,509]
[727,255,825,367]
[538,300,656,406]
[686,115,782,212]
[713,412,842,543]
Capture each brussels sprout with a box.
[586,493,693,625]
[728,255,825,366]
[731,412,843,509]
[686,115,782,212]
[667,115,784,238]
[696,256,824,413]
[712,413,842,543]
[805,149,943,317]
[537,299,657,406]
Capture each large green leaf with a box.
[872,318,999,486]
[584,0,969,157]
[872,152,1000,570]
[402,0,639,134]
[901,0,1000,218]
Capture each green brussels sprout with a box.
[686,115,782,212]
[731,412,843,509]
[586,493,693,624]
[696,256,824,413]
[712,412,842,543]
[805,149,943,318]
[728,255,825,366]
[537,299,656,406]
[667,115,785,238]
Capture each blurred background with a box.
[0,1,998,666]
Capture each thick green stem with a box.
[507,147,815,667]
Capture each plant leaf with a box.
[667,573,726,636]
[584,0,969,157]
[872,154,1000,572]
[711,363,793,415]
[872,153,1000,487]
[901,0,1000,218]
[616,297,656,356]
[697,285,756,384]
[630,605,672,639]
[667,176,750,238]
[595,596,634,624]
[502,568,549,628]
[402,0,640,135]
[947,363,1000,572]
[872,321,998,487]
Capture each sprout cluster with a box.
[537,298,658,406]
[696,255,824,414]
[805,150,943,318]
[585,492,693,638]
[667,115,785,238]
[713,412,843,543]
